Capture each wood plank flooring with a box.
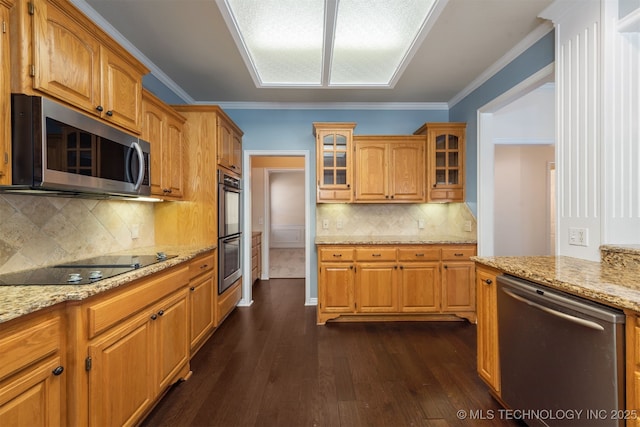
[141,279,521,427]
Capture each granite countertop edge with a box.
[315,235,477,245]
[473,255,640,313]
[0,244,217,325]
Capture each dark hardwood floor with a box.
[141,279,520,427]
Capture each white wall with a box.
[270,171,305,248]
[494,145,555,256]
[542,0,640,260]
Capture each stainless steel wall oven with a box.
[218,170,242,294]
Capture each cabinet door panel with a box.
[156,292,189,391]
[476,266,500,393]
[190,274,215,352]
[33,1,101,111]
[165,117,184,198]
[400,263,440,312]
[101,48,142,132]
[0,356,63,427]
[355,143,387,200]
[88,313,154,427]
[355,263,398,312]
[142,102,164,196]
[442,262,475,312]
[389,143,424,201]
[319,264,354,313]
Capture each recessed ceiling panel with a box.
[224,0,325,86]
[330,0,436,86]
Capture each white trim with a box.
[195,101,448,111]
[242,150,313,307]
[477,63,555,257]
[448,22,554,108]
[493,137,555,145]
[69,0,195,104]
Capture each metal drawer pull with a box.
[415,253,425,257]
[372,254,381,257]
[454,253,464,256]
[332,254,342,257]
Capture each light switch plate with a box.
[322,219,329,230]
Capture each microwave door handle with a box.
[128,142,145,191]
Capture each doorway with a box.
[477,63,555,256]
[241,151,311,307]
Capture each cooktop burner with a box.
[0,253,177,286]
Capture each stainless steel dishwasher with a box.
[497,275,626,427]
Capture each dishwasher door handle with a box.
[501,288,605,331]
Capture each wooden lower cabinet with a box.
[251,232,262,284]
[317,244,476,324]
[188,251,216,356]
[626,312,640,426]
[68,265,190,427]
[0,309,65,426]
[475,264,501,396]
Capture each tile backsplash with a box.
[316,203,477,238]
[0,194,154,274]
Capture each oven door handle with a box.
[501,288,605,331]
[222,235,240,243]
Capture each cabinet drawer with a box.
[87,266,189,339]
[398,247,440,261]
[355,248,396,261]
[0,314,61,382]
[320,248,354,262]
[189,253,215,279]
[442,246,476,260]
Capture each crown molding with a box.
[195,101,448,110]
[69,0,196,104]
[448,21,554,109]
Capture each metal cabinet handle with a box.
[372,254,381,257]
[332,254,342,258]
[106,110,113,117]
[190,286,196,291]
[454,253,464,257]
[158,310,165,316]
[52,366,64,376]
[151,314,158,320]
[201,264,208,269]
[415,253,425,257]
[96,105,104,112]
[484,279,493,285]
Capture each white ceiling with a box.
[77,0,553,105]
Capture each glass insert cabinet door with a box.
[434,133,460,186]
[313,122,356,203]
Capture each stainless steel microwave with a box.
[3,94,151,198]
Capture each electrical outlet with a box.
[258,217,264,225]
[131,224,140,239]
[418,219,425,229]
[464,221,472,232]
[336,219,343,229]
[568,227,588,246]
[322,219,329,230]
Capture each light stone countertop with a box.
[0,244,216,324]
[315,235,477,245]
[473,254,640,313]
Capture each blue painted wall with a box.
[449,30,555,215]
[144,30,554,299]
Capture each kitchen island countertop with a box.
[0,244,216,324]
[315,235,477,245]
[473,254,640,313]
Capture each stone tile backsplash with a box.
[316,203,477,239]
[0,194,154,274]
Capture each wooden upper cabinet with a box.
[314,122,356,203]
[142,90,185,199]
[0,1,12,185]
[11,0,148,134]
[217,115,243,175]
[354,135,425,203]
[415,123,466,203]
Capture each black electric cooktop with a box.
[0,253,177,286]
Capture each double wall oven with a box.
[218,170,242,294]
